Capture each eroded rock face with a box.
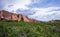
[0,11,3,19]
[0,10,39,22]
[17,14,22,21]
[22,15,30,22]
[0,10,18,21]
[0,10,10,20]
[11,14,18,21]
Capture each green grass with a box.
[0,20,60,37]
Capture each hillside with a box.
[0,10,39,22]
[0,20,60,37]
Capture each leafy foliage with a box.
[0,20,60,37]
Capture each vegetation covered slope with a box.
[0,20,60,37]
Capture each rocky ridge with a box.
[0,10,39,22]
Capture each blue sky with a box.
[0,0,60,21]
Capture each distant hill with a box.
[49,20,60,23]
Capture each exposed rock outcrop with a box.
[0,10,39,22]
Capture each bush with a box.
[0,21,60,37]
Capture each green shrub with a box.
[0,20,60,37]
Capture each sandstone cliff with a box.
[0,10,39,22]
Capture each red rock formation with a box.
[0,11,4,19]
[22,15,30,22]
[17,14,22,21]
[11,14,18,21]
[2,10,12,20]
[0,10,39,22]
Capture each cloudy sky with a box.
[0,0,60,21]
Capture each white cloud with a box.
[1,0,32,13]
[28,7,60,21]
[1,0,60,21]
[31,0,43,3]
